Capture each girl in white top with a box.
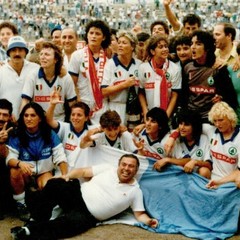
[101,31,142,125]
[153,109,212,178]
[138,35,181,119]
[205,102,240,189]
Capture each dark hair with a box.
[191,30,216,67]
[17,102,51,147]
[84,20,111,49]
[237,42,240,55]
[177,109,202,143]
[183,14,201,28]
[71,101,90,117]
[146,107,170,141]
[136,32,150,42]
[110,28,118,36]
[217,22,236,41]
[145,35,169,59]
[173,35,192,51]
[0,99,13,115]
[100,110,121,128]
[150,20,170,35]
[41,41,63,76]
[119,153,140,169]
[51,26,62,36]
[0,21,18,35]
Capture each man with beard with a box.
[0,99,15,219]
[0,36,39,120]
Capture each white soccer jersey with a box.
[138,59,181,110]
[101,55,142,124]
[0,60,39,119]
[93,131,137,153]
[135,129,169,160]
[172,134,210,161]
[56,121,90,168]
[209,127,240,180]
[22,68,77,121]
[68,48,104,109]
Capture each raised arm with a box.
[163,0,181,31]
[46,88,64,129]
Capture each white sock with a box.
[13,192,26,204]
[22,227,30,235]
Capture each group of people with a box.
[0,0,240,239]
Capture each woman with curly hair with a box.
[182,30,238,123]
[21,41,77,121]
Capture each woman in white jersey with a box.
[101,31,142,125]
[206,101,240,189]
[153,109,212,178]
[138,35,182,120]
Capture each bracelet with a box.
[16,161,21,168]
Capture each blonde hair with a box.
[208,101,237,128]
[117,31,138,51]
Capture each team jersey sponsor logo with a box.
[190,86,215,94]
[196,149,203,157]
[157,147,164,154]
[228,147,237,156]
[35,96,50,102]
[65,143,77,151]
[211,150,237,164]
[166,72,170,80]
[145,82,154,89]
[134,70,138,77]
[207,76,214,85]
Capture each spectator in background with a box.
[136,32,150,61]
[61,27,78,69]
[106,28,118,58]
[0,21,18,62]
[213,22,239,68]
[228,42,240,123]
[150,20,169,38]
[51,26,62,49]
[163,0,201,36]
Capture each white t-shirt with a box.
[203,124,240,180]
[81,165,145,220]
[0,60,39,119]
